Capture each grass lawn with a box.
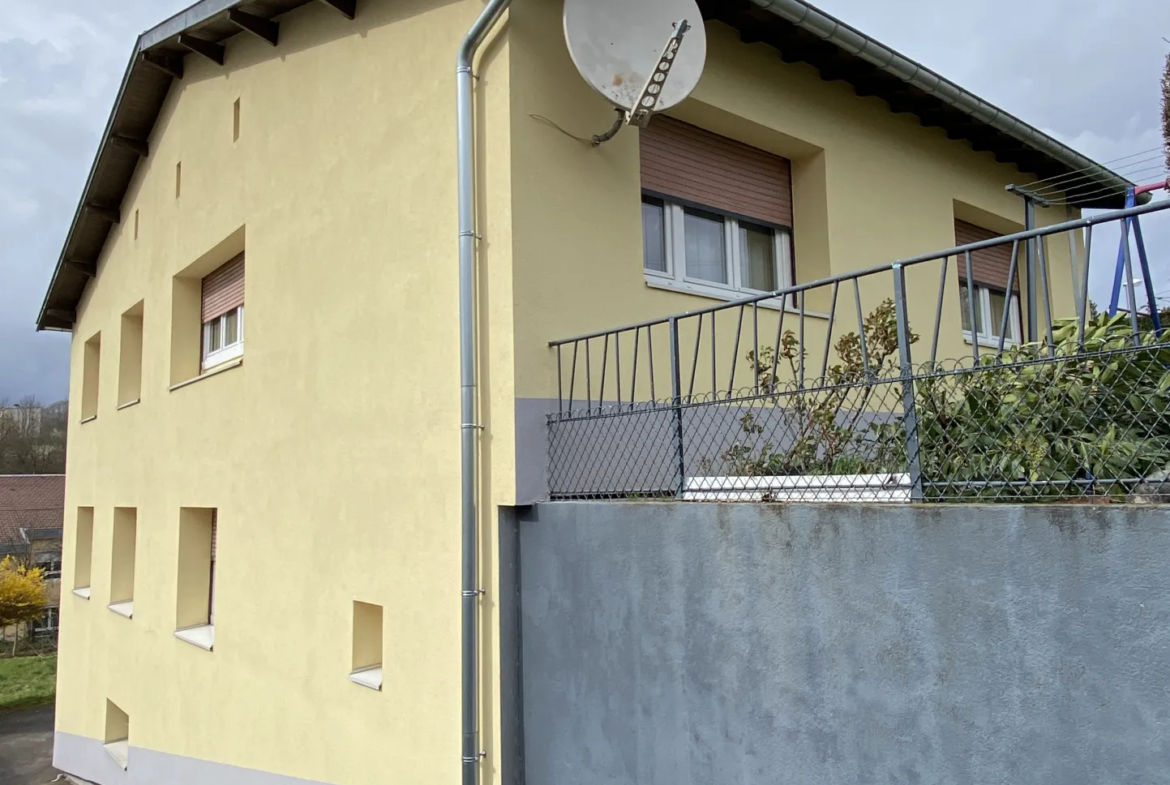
[0,655,56,712]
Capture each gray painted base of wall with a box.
[509,502,1170,785]
[54,732,334,785]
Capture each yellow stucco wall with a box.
[58,2,513,783]
[508,3,1081,404]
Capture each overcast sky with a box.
[0,0,1168,402]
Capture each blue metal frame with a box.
[1108,187,1163,333]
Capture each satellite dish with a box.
[564,0,706,131]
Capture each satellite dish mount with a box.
[563,0,707,146]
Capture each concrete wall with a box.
[505,502,1170,785]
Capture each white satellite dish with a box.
[564,0,706,132]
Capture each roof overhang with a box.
[701,0,1140,210]
[36,0,1136,331]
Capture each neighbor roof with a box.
[0,475,66,545]
[36,0,1136,331]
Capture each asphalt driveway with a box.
[0,705,59,784]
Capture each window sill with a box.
[169,357,243,392]
[107,601,134,619]
[73,587,91,600]
[116,399,141,411]
[104,740,129,770]
[79,415,97,424]
[644,276,831,319]
[175,624,215,651]
[962,332,1020,350]
[350,666,383,691]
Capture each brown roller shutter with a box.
[640,117,794,228]
[954,220,1018,291]
[201,254,245,322]
[209,509,217,561]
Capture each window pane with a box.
[223,308,239,345]
[206,320,221,352]
[641,198,666,273]
[683,208,726,283]
[988,291,1008,338]
[959,283,984,334]
[739,222,776,291]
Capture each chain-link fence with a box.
[548,201,1170,503]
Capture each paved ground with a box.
[0,705,59,784]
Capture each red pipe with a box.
[1134,180,1168,197]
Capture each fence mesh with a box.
[549,323,1170,503]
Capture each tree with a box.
[0,557,48,654]
[1163,49,1169,172]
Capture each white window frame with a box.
[642,197,794,306]
[961,283,1022,347]
[201,305,244,371]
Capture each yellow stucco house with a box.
[37,0,1136,783]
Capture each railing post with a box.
[669,317,686,498]
[892,265,924,501]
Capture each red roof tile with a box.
[0,475,65,545]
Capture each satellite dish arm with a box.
[592,109,626,146]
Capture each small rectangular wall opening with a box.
[350,601,383,690]
[175,507,216,651]
[134,209,139,240]
[73,508,94,599]
[108,508,137,618]
[81,333,101,421]
[233,98,241,141]
[104,699,129,769]
[118,302,144,406]
[175,161,182,199]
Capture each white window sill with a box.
[349,666,383,691]
[169,357,243,392]
[107,601,134,619]
[80,415,97,424]
[644,276,830,319]
[116,399,141,411]
[174,624,215,651]
[73,587,92,600]
[104,740,129,770]
[202,341,244,372]
[962,331,1020,349]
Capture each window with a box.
[960,283,1021,345]
[350,601,384,691]
[175,508,216,651]
[642,196,793,297]
[81,333,101,421]
[954,219,1022,346]
[33,607,58,638]
[104,700,130,770]
[640,117,795,302]
[202,305,244,369]
[108,508,137,619]
[200,254,245,371]
[73,507,93,599]
[35,552,62,581]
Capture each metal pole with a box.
[1108,188,1137,317]
[456,2,511,782]
[892,264,923,501]
[669,317,686,497]
[1024,198,1037,342]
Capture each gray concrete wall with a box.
[504,502,1170,785]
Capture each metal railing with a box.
[547,199,1170,503]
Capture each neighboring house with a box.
[0,474,65,639]
[35,1,1141,784]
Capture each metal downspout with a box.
[458,2,511,784]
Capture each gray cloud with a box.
[0,0,1167,403]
